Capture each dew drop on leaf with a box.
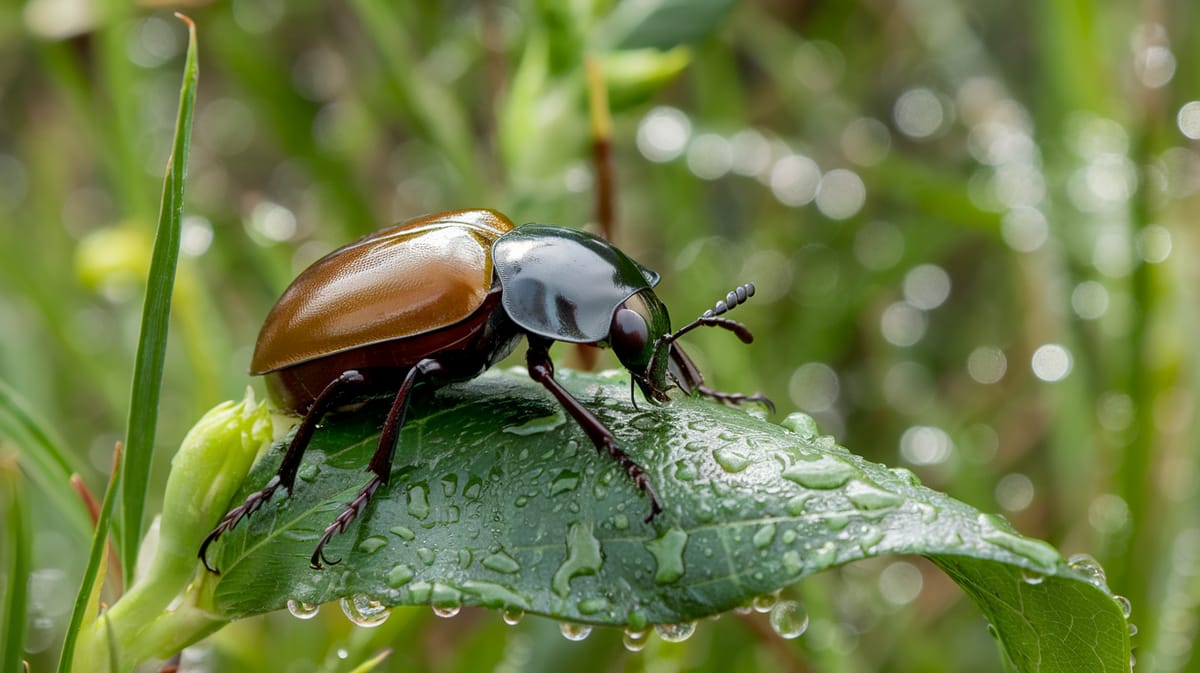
[655,621,697,642]
[560,622,593,641]
[769,600,809,639]
[286,599,319,620]
[502,608,524,625]
[340,594,390,627]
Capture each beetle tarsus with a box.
[199,475,285,573]
[310,473,384,569]
[697,385,776,414]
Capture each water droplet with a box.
[978,514,1061,573]
[358,536,387,553]
[340,594,390,627]
[781,412,820,439]
[674,460,698,481]
[782,550,803,576]
[713,447,754,473]
[733,603,753,615]
[1020,569,1045,585]
[441,473,458,497]
[644,528,688,584]
[1127,622,1138,637]
[388,564,415,587]
[1113,594,1132,619]
[550,470,580,496]
[432,604,461,618]
[786,495,807,515]
[782,529,798,545]
[857,525,885,553]
[812,541,838,567]
[286,599,320,620]
[769,600,809,639]
[553,523,604,596]
[752,523,777,549]
[390,525,416,541]
[752,591,779,613]
[782,455,857,489]
[464,476,482,499]
[502,609,524,625]
[514,495,529,507]
[631,413,660,431]
[844,480,903,510]
[578,597,610,615]
[444,505,460,524]
[612,513,629,530]
[482,551,521,574]
[1067,553,1108,587]
[407,483,430,520]
[458,549,473,569]
[417,547,436,565]
[298,463,319,482]
[655,621,697,642]
[560,622,593,641]
[623,627,650,651]
[887,467,922,486]
[504,411,566,435]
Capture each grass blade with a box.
[117,13,199,586]
[0,378,92,540]
[1,461,30,673]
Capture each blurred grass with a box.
[1,0,1197,671]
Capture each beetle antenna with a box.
[661,283,757,345]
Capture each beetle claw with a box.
[199,475,285,573]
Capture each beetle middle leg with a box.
[667,343,775,413]
[200,369,367,573]
[310,358,446,569]
[526,338,663,522]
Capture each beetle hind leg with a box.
[309,358,446,569]
[200,369,366,574]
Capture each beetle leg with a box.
[668,343,775,413]
[199,369,366,573]
[525,339,664,522]
[310,358,445,569]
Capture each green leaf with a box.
[2,464,30,673]
[117,13,198,585]
[208,369,1130,672]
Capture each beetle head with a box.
[608,290,674,404]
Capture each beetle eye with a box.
[610,307,649,359]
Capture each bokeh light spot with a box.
[815,168,866,220]
[636,107,691,163]
[1031,344,1072,382]
[966,346,1007,384]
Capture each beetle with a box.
[200,209,768,572]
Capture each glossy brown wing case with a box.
[250,209,515,374]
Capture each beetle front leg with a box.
[200,369,367,573]
[668,343,775,413]
[526,339,663,522]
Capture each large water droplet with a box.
[623,627,650,651]
[1067,553,1108,588]
[713,447,754,473]
[644,528,688,584]
[782,455,857,489]
[408,483,431,520]
[1020,569,1045,585]
[550,470,581,496]
[502,608,524,626]
[390,525,416,541]
[560,622,593,641]
[781,412,820,439]
[655,621,697,642]
[286,599,320,620]
[753,523,777,549]
[553,523,604,596]
[482,550,521,574]
[844,480,903,510]
[1113,595,1132,619]
[432,604,461,619]
[578,597,611,615]
[977,514,1061,573]
[769,600,809,639]
[340,594,390,627]
[417,547,436,565]
[752,590,780,613]
[358,536,388,553]
[441,473,458,497]
[387,564,415,587]
[674,460,698,481]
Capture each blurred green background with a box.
[1,0,1198,671]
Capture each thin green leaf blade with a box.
[2,463,30,673]
[118,13,198,584]
[208,370,1130,672]
[0,377,91,539]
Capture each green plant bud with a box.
[145,389,271,591]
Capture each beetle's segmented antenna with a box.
[704,283,755,318]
